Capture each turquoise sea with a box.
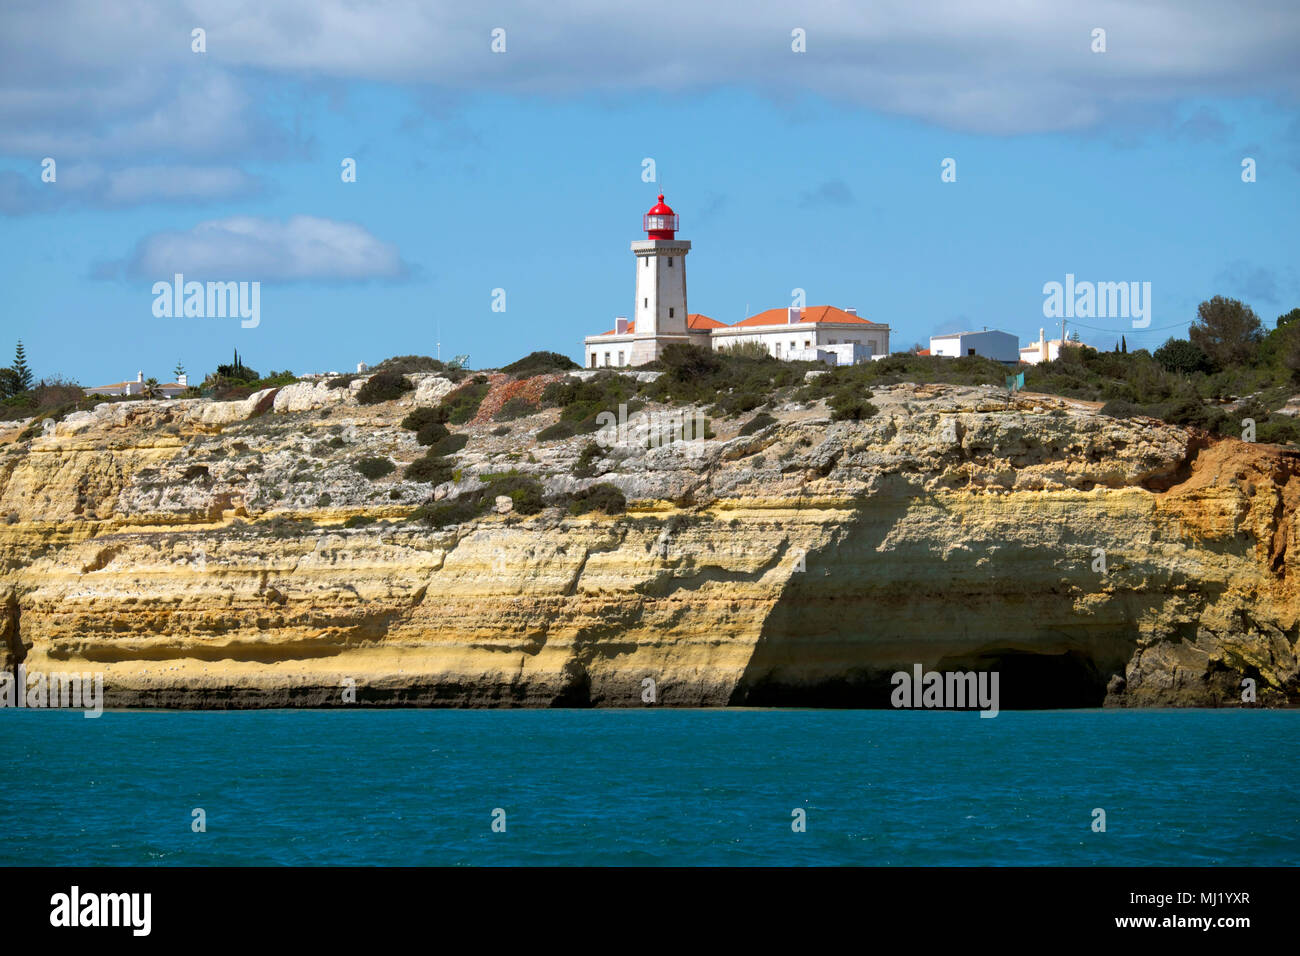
[0,709,1296,866]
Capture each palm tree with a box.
[142,377,163,399]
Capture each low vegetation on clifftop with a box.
[0,295,1298,711]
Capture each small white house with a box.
[84,371,189,398]
[788,340,876,366]
[929,329,1019,363]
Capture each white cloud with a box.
[121,215,407,281]
[0,163,261,214]
[0,0,1296,147]
[101,165,262,205]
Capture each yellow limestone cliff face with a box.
[0,378,1296,707]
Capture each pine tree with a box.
[11,340,33,392]
[1121,335,1127,354]
[174,361,186,380]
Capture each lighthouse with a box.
[582,194,890,368]
[629,194,692,365]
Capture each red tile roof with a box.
[598,313,725,335]
[730,305,886,328]
[917,348,930,356]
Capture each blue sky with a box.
[1,1,1298,385]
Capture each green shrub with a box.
[1154,339,1214,375]
[401,406,449,431]
[316,493,332,507]
[1257,416,1300,445]
[405,453,455,484]
[356,371,413,405]
[258,516,316,538]
[494,396,539,421]
[718,340,772,360]
[828,388,878,421]
[1099,400,1144,419]
[484,472,545,515]
[573,441,603,478]
[501,351,580,375]
[490,425,511,436]
[537,420,576,442]
[441,378,492,424]
[372,355,443,375]
[541,372,640,427]
[569,482,627,515]
[427,432,469,456]
[355,457,395,480]
[713,389,766,417]
[343,515,376,528]
[648,343,813,409]
[738,412,777,436]
[416,421,450,446]
[411,498,484,527]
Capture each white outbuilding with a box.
[928,329,1020,363]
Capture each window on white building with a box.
[589,354,595,368]
[617,351,624,365]
[668,257,673,267]
[668,308,674,318]
[775,341,781,355]
[643,298,648,307]
[604,352,611,366]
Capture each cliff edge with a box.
[1,375,1296,708]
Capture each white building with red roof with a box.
[83,371,190,398]
[584,195,890,368]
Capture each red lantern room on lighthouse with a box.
[643,194,679,239]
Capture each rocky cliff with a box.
[1,375,1296,708]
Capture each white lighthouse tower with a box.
[629,194,692,366]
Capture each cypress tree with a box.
[11,340,33,391]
